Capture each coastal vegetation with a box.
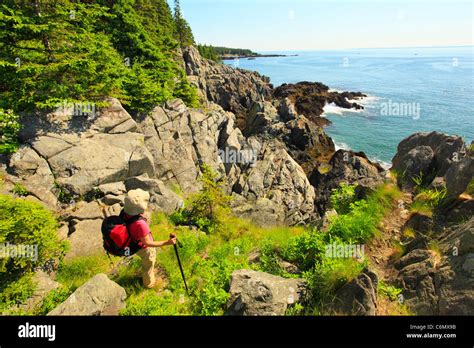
[0,0,198,118]
[3,167,407,316]
[0,195,68,313]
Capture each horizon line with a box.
[258,44,474,53]
[200,44,473,53]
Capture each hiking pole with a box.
[170,233,189,294]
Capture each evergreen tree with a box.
[0,1,128,111]
[173,0,195,47]
[0,0,198,116]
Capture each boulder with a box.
[331,268,378,316]
[90,97,137,134]
[8,145,58,208]
[231,196,285,227]
[226,270,307,316]
[65,219,104,260]
[392,132,466,190]
[66,201,103,221]
[98,182,126,196]
[47,132,155,196]
[48,274,126,316]
[392,146,435,190]
[13,99,154,201]
[444,155,474,200]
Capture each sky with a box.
[170,0,474,51]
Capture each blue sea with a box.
[225,46,474,167]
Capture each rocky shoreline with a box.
[1,46,472,316]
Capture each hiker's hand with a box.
[168,233,177,246]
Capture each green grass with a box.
[26,176,402,317]
[467,177,474,196]
[11,183,29,197]
[327,184,402,244]
[33,286,72,315]
[378,281,402,301]
[119,182,402,316]
[409,200,434,217]
[55,254,115,292]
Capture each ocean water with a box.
[225,46,474,167]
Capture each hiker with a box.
[122,189,176,288]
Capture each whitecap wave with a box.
[334,141,351,151]
[323,102,364,116]
[347,95,380,106]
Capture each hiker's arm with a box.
[140,234,176,248]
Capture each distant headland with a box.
[197,44,297,62]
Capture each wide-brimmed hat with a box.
[123,189,150,216]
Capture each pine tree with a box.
[0,0,198,115]
[173,0,195,47]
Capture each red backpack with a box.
[101,211,143,257]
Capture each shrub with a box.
[170,164,231,234]
[0,109,21,154]
[0,195,67,275]
[305,257,366,312]
[0,272,35,312]
[414,188,447,208]
[327,184,401,244]
[11,183,29,197]
[327,200,380,243]
[330,183,357,215]
[280,230,328,272]
[34,286,72,315]
[467,177,474,196]
[378,281,402,301]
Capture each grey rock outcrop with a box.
[226,269,307,316]
[392,132,470,194]
[182,46,273,129]
[392,146,435,190]
[395,217,474,315]
[232,141,316,225]
[48,274,126,316]
[14,98,155,199]
[135,100,228,194]
[65,218,104,260]
[330,268,378,316]
[9,145,58,208]
[136,99,316,225]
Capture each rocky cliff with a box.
[1,47,472,317]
